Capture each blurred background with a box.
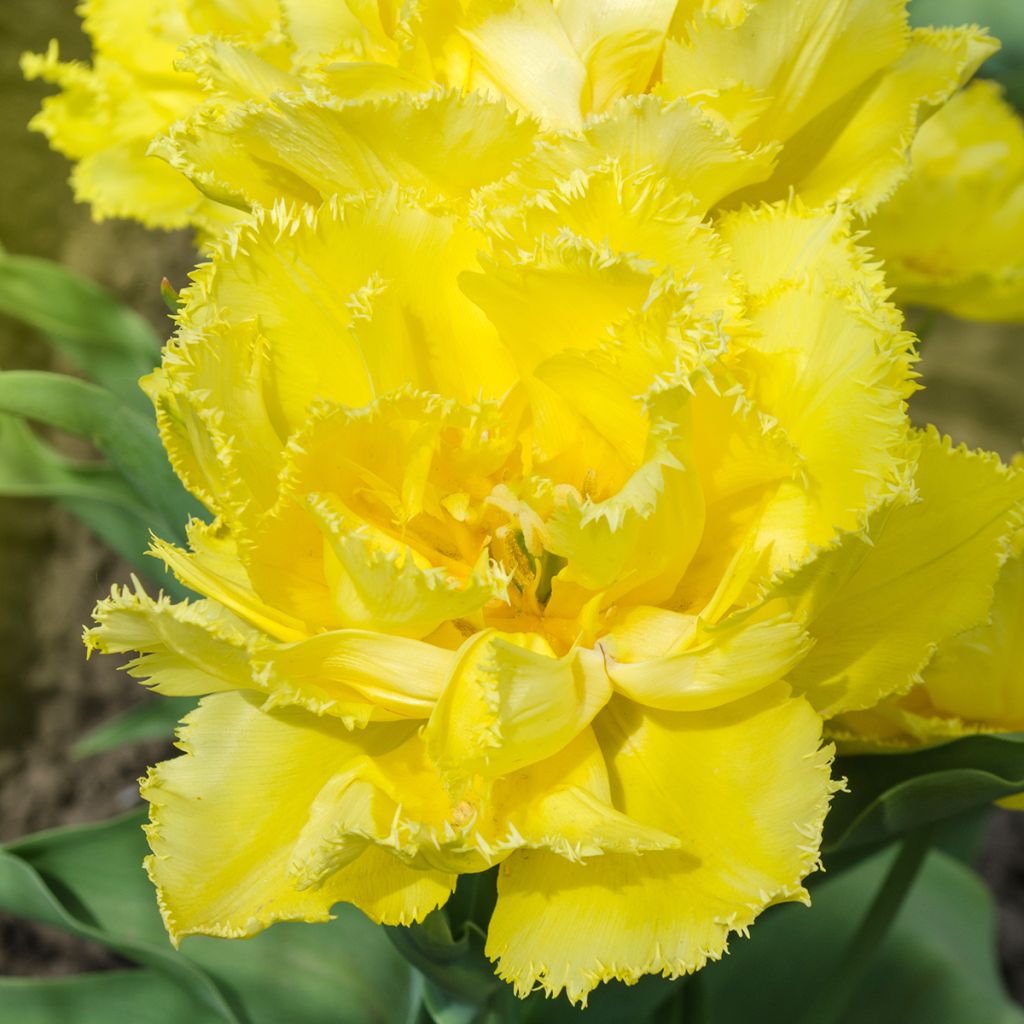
[0,0,1022,990]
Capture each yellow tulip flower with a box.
[27,0,997,237]
[86,178,1023,1000]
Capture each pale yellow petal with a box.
[149,520,309,644]
[85,579,257,697]
[157,90,538,215]
[457,0,587,129]
[867,79,1024,321]
[145,692,454,942]
[604,609,811,710]
[770,429,1024,717]
[486,686,833,1005]
[423,630,612,783]
[663,0,908,147]
[782,26,997,212]
[254,629,455,721]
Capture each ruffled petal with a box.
[720,200,916,562]
[489,95,777,217]
[485,685,833,1005]
[85,578,257,696]
[174,196,516,424]
[253,628,455,722]
[779,26,997,212]
[604,608,811,710]
[424,630,612,783]
[833,530,1024,748]
[156,89,538,215]
[149,520,309,644]
[770,429,1024,717]
[663,0,908,148]
[454,0,588,129]
[144,692,455,942]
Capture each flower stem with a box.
[797,830,932,1024]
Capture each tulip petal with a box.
[144,692,455,942]
[486,685,833,1005]
[773,429,1024,717]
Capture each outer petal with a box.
[719,201,916,561]
[770,429,1024,717]
[833,531,1024,748]
[254,629,453,721]
[663,0,908,147]
[85,580,257,696]
[144,692,455,942]
[156,90,538,215]
[485,685,833,1005]
[489,96,777,218]
[149,520,309,644]
[143,320,283,520]
[177,195,516,423]
[482,164,745,336]
[486,728,680,859]
[779,26,997,213]
[555,0,677,112]
[920,533,1024,727]
[455,0,587,129]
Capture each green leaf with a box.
[702,845,1024,1024]
[72,697,195,760]
[826,733,1024,853]
[0,811,418,1024]
[0,413,146,513]
[0,414,188,596]
[0,971,220,1024]
[0,370,203,544]
[523,976,683,1024]
[0,813,236,1022]
[0,248,160,412]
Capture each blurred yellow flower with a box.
[27,0,998,239]
[86,177,1024,1000]
[867,80,1024,322]
[21,0,305,233]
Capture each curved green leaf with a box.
[0,371,202,543]
[826,734,1024,852]
[0,415,187,596]
[72,697,195,760]
[0,248,159,412]
[1,811,418,1024]
[0,971,219,1024]
[702,845,1024,1024]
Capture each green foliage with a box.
[0,247,160,413]
[0,972,219,1024]
[71,697,195,760]
[0,812,418,1024]
[0,370,199,546]
[0,251,205,597]
[826,734,1024,852]
[701,844,1024,1024]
